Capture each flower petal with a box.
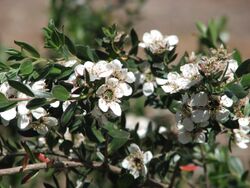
[0,107,16,121]
[109,101,122,116]
[31,107,46,119]
[98,98,109,113]
[143,151,153,164]
[17,115,30,130]
[128,143,141,153]
[143,82,154,96]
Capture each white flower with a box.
[216,108,230,123]
[178,128,192,144]
[17,93,47,130]
[160,72,189,94]
[220,95,233,108]
[238,117,250,133]
[122,144,153,179]
[225,59,238,82]
[139,30,178,54]
[180,63,201,87]
[190,92,208,107]
[108,59,136,96]
[142,82,155,96]
[96,78,123,116]
[74,61,112,81]
[233,129,250,149]
[32,116,58,135]
[191,110,210,123]
[0,82,17,125]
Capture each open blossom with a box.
[139,30,178,54]
[158,72,190,94]
[74,60,112,81]
[176,92,210,144]
[32,116,58,135]
[0,82,17,126]
[96,78,123,116]
[108,59,136,96]
[122,144,153,179]
[180,63,202,87]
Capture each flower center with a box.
[103,89,114,101]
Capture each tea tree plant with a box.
[0,19,249,188]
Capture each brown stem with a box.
[0,160,167,188]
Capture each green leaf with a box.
[75,45,98,62]
[235,59,250,77]
[0,92,17,112]
[52,85,70,101]
[26,98,47,109]
[108,138,128,154]
[65,36,76,55]
[91,126,105,143]
[129,28,139,55]
[8,80,34,97]
[226,83,248,99]
[103,123,130,139]
[0,61,10,72]
[21,170,39,184]
[60,103,76,126]
[208,20,218,47]
[228,157,244,177]
[19,60,34,75]
[21,141,36,163]
[240,73,250,89]
[232,49,242,64]
[196,21,207,36]
[14,40,40,58]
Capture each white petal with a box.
[190,92,208,107]
[182,117,194,131]
[119,82,133,96]
[142,32,153,44]
[50,101,60,108]
[65,59,77,67]
[98,98,109,112]
[165,35,179,46]
[238,117,249,127]
[130,168,140,179]
[32,80,46,91]
[237,142,248,149]
[155,77,168,85]
[143,82,154,96]
[74,64,85,76]
[191,110,210,123]
[121,158,131,169]
[128,143,141,153]
[178,130,192,144]
[106,78,119,87]
[17,115,30,130]
[17,102,29,115]
[31,108,46,119]
[114,87,124,98]
[0,107,16,121]
[109,101,122,116]
[62,101,71,111]
[161,85,175,94]
[216,108,230,123]
[150,30,163,41]
[220,95,233,108]
[125,72,136,83]
[195,132,206,143]
[143,151,153,164]
[42,117,58,127]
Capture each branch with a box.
[0,160,167,187]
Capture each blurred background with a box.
[0,0,250,59]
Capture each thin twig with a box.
[0,160,167,187]
[168,161,180,188]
